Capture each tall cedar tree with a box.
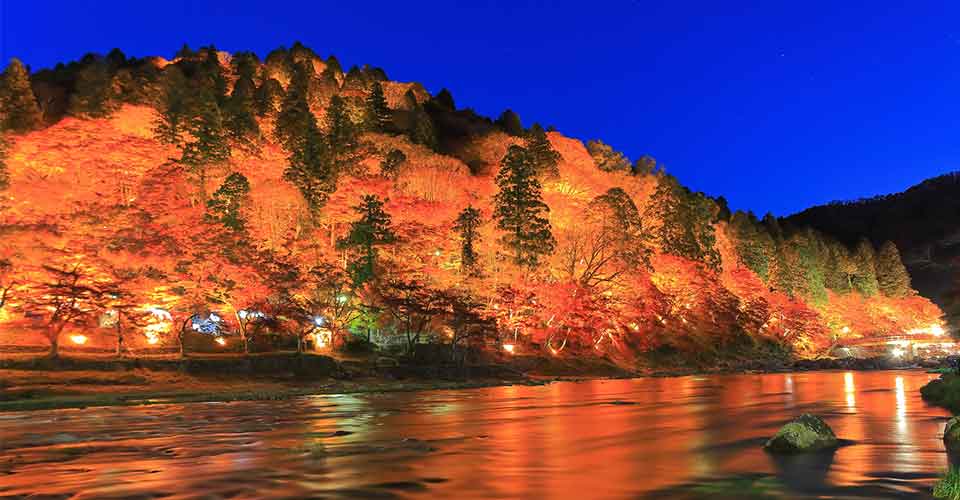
[851,238,880,297]
[644,175,720,270]
[223,74,260,147]
[824,240,855,293]
[231,52,260,81]
[363,81,391,132]
[433,88,455,110]
[254,78,284,117]
[525,123,561,178]
[493,145,556,269]
[201,47,228,104]
[154,67,190,145]
[180,86,230,201]
[402,89,437,150]
[275,65,314,150]
[876,240,912,297]
[790,230,828,305]
[69,59,119,118]
[730,211,773,281]
[453,206,483,274]
[0,58,43,132]
[337,195,396,286]
[206,172,251,232]
[325,95,359,171]
[322,55,343,83]
[283,116,337,216]
[495,109,523,136]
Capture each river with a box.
[0,370,952,499]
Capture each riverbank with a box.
[920,372,960,413]
[1,351,947,412]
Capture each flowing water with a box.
[0,370,953,499]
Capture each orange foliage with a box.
[0,98,946,362]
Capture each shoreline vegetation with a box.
[1,351,947,413]
[922,372,960,414]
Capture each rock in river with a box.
[943,416,960,453]
[764,414,838,453]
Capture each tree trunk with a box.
[48,335,59,359]
[178,328,186,359]
[46,323,65,359]
[116,320,124,359]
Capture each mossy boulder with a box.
[943,416,960,454]
[764,414,838,453]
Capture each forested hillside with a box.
[0,43,944,366]
[786,173,960,328]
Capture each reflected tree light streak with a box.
[844,372,856,410]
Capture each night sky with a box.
[3,1,959,216]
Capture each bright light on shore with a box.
[70,335,88,345]
[503,343,515,354]
[891,347,905,358]
[215,337,226,346]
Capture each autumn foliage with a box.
[0,44,944,365]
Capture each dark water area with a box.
[0,370,952,499]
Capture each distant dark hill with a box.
[785,172,960,318]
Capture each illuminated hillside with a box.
[0,44,945,366]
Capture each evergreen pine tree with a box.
[231,51,260,81]
[337,195,396,286]
[408,107,438,150]
[851,238,880,297]
[644,175,720,270]
[823,240,855,293]
[433,88,455,110]
[105,48,127,69]
[274,65,314,150]
[254,78,283,117]
[876,240,912,297]
[200,46,227,103]
[363,81,391,132]
[525,123,561,178]
[730,211,772,281]
[493,145,556,269]
[206,172,250,232]
[325,94,358,167]
[791,230,828,305]
[154,66,190,145]
[180,87,230,201]
[0,58,43,132]
[770,241,794,296]
[69,59,119,118]
[175,43,195,59]
[453,205,483,274]
[495,109,523,136]
[283,117,336,216]
[322,55,343,83]
[222,75,260,147]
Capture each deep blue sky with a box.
[3,1,959,216]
